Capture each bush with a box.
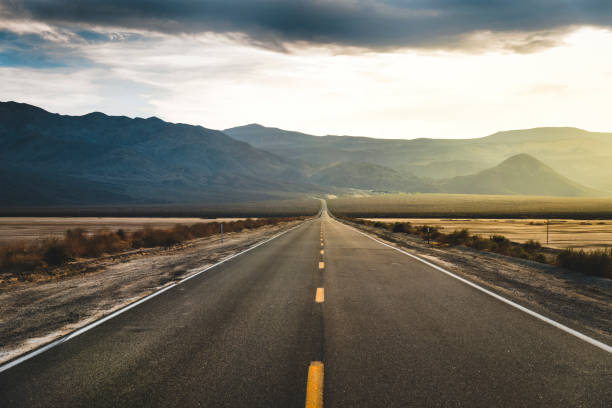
[523,239,542,253]
[43,244,72,266]
[490,235,511,255]
[557,249,612,278]
[444,229,470,246]
[392,223,405,233]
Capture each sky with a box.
[1,1,612,139]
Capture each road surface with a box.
[1,207,610,407]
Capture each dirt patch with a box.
[0,220,302,364]
[341,219,612,346]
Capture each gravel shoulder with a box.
[340,219,612,346]
[0,220,303,364]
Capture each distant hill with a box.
[225,124,612,191]
[310,162,435,192]
[437,154,600,196]
[0,102,321,205]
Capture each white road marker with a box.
[341,220,612,354]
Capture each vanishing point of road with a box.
[1,203,610,407]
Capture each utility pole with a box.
[546,218,549,246]
[220,223,224,244]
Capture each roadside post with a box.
[221,223,224,243]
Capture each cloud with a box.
[0,30,93,68]
[2,1,611,51]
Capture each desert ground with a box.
[365,218,612,251]
[328,193,612,218]
[0,217,249,243]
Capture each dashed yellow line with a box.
[320,242,324,247]
[320,249,324,255]
[305,361,324,408]
[315,288,325,303]
[318,261,324,270]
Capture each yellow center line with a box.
[318,261,324,269]
[305,361,324,408]
[320,249,324,255]
[321,242,324,247]
[315,287,325,303]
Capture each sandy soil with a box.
[366,218,612,251]
[344,219,612,345]
[0,220,301,364]
[0,217,251,243]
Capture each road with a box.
[1,206,610,407]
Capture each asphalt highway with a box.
[1,208,610,407]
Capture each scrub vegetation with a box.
[340,216,611,279]
[0,217,304,279]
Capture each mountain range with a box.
[1,101,609,206]
[225,124,612,192]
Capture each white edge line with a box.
[339,219,612,354]
[0,219,312,373]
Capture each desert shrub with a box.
[84,230,126,256]
[43,243,72,266]
[391,222,413,234]
[523,239,542,253]
[467,235,493,251]
[392,223,405,233]
[444,229,470,246]
[0,241,44,272]
[532,253,547,263]
[490,235,511,255]
[64,228,88,257]
[509,245,529,259]
[557,249,612,278]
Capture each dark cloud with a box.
[4,1,612,50]
[0,30,92,68]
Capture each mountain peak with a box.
[440,153,598,196]
[500,153,540,165]
[82,111,108,119]
[229,123,266,131]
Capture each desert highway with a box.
[1,206,610,407]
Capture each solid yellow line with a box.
[305,361,324,408]
[315,288,324,303]
[318,261,324,269]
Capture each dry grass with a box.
[365,218,612,252]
